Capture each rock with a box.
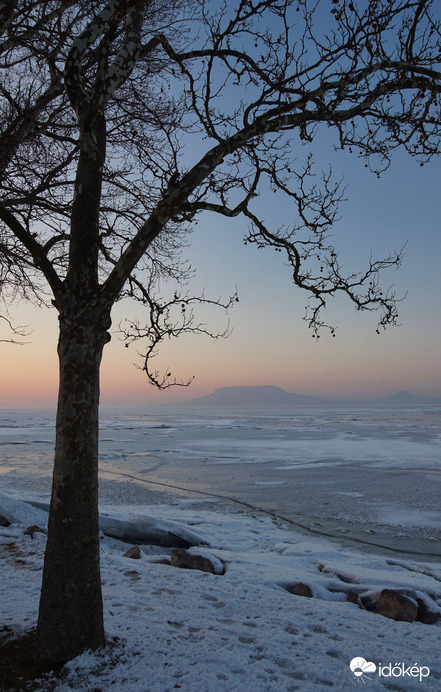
[23,525,45,538]
[416,597,441,625]
[375,589,418,622]
[346,591,361,605]
[123,545,141,559]
[170,548,225,575]
[289,582,313,598]
[0,515,11,527]
[360,590,381,611]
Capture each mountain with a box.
[180,385,328,408]
[179,386,441,408]
[369,389,441,406]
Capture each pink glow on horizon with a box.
[0,303,440,407]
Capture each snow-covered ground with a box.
[1,407,441,690]
[1,493,441,691]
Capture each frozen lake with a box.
[1,406,441,559]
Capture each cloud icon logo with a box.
[350,657,377,680]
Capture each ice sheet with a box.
[1,406,441,559]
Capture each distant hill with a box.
[369,389,441,406]
[181,385,328,408]
[179,386,441,408]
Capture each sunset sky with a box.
[1,129,440,409]
[1,3,441,410]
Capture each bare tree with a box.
[1,0,440,664]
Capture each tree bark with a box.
[35,312,110,664]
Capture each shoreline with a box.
[2,460,441,563]
[1,405,441,565]
[97,461,441,562]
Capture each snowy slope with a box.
[1,493,440,691]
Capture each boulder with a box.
[360,590,382,611]
[289,582,313,598]
[375,589,418,622]
[0,515,11,527]
[416,597,441,625]
[170,548,225,575]
[23,525,45,538]
[123,545,141,559]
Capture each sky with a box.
[96,146,441,405]
[1,138,440,409]
[1,5,441,409]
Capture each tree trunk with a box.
[35,312,109,664]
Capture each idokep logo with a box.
[350,657,376,683]
[349,657,431,684]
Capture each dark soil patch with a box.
[0,628,63,691]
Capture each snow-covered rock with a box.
[375,588,418,622]
[170,547,226,574]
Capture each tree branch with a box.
[0,314,30,344]
[0,202,64,302]
[119,274,238,389]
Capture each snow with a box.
[1,406,441,689]
[1,494,441,690]
[0,492,48,529]
[376,507,441,529]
